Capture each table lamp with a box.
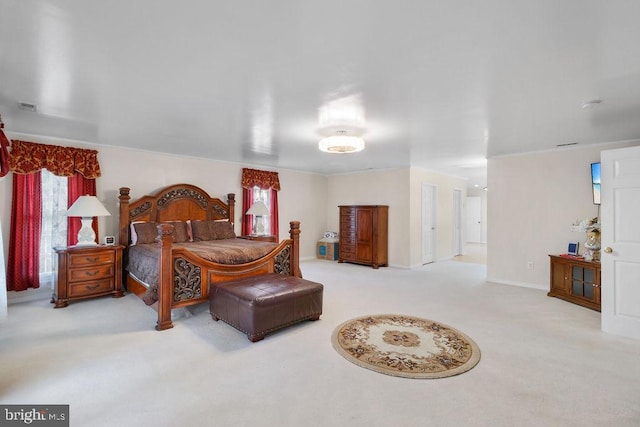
[246,201,270,236]
[67,195,111,246]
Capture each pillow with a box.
[190,220,236,240]
[190,220,211,241]
[162,221,190,243]
[132,222,158,245]
[211,220,236,239]
[130,221,143,245]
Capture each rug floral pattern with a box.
[331,314,481,379]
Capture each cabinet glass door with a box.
[572,266,595,300]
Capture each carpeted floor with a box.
[1,259,639,426]
[454,242,487,264]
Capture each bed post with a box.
[156,223,174,331]
[118,187,131,246]
[227,193,236,224]
[289,221,301,278]
[118,188,131,287]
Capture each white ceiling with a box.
[2,1,640,189]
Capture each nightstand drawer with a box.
[69,251,114,267]
[68,278,114,297]
[68,265,114,283]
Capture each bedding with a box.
[127,238,278,305]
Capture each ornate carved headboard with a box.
[118,183,236,246]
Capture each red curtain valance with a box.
[8,140,101,178]
[241,168,280,191]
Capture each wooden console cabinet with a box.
[53,245,124,308]
[338,205,388,269]
[548,255,601,311]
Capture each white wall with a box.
[325,167,467,268]
[0,133,328,278]
[327,169,410,267]
[487,140,640,289]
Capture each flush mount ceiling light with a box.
[319,130,365,153]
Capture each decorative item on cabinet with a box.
[338,205,388,269]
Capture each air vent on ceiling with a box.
[557,142,579,147]
[18,102,37,112]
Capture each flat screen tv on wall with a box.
[591,162,601,205]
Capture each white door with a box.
[453,190,463,256]
[421,183,436,264]
[601,145,640,340]
[466,196,482,243]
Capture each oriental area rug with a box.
[331,314,481,379]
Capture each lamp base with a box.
[75,217,98,246]
[253,217,266,236]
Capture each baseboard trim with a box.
[486,276,547,291]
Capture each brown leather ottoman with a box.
[209,273,323,342]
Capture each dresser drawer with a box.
[340,244,355,256]
[68,265,114,282]
[68,278,114,298]
[69,251,114,267]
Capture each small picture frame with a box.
[567,242,579,256]
[103,236,115,246]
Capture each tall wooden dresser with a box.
[338,205,388,269]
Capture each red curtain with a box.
[241,187,254,236]
[67,174,98,246]
[7,171,42,291]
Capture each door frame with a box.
[421,183,437,264]
[453,189,463,256]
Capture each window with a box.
[252,185,271,235]
[39,169,68,286]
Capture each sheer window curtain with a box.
[39,170,68,289]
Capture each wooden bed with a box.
[118,183,301,331]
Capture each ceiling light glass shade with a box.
[318,135,365,153]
